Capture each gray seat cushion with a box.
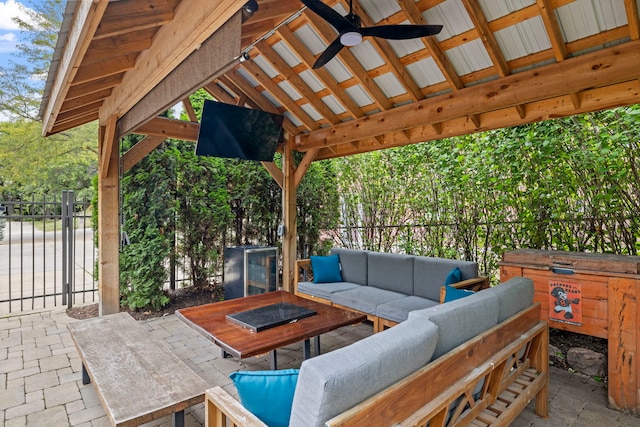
[331,286,407,315]
[376,295,439,323]
[288,317,438,427]
[413,257,478,301]
[367,252,414,294]
[296,281,362,300]
[330,248,368,285]
[409,290,499,359]
[485,277,534,322]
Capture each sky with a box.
[0,0,35,68]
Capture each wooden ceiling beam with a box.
[241,57,319,130]
[303,10,392,111]
[117,13,241,138]
[60,88,112,114]
[41,0,109,136]
[204,81,239,104]
[315,79,640,160]
[536,0,568,62]
[223,72,300,136]
[99,0,246,123]
[182,98,198,122]
[73,54,136,85]
[254,40,339,124]
[276,25,364,118]
[83,28,155,64]
[134,116,200,141]
[92,0,177,40]
[50,112,99,135]
[296,40,640,149]
[66,74,123,101]
[345,0,424,102]
[122,135,167,172]
[625,0,640,40]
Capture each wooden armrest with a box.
[294,259,312,293]
[205,386,266,427]
[439,276,490,303]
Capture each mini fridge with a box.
[223,246,278,300]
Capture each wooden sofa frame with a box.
[293,258,490,332]
[203,303,548,427]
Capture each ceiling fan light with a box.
[340,31,363,46]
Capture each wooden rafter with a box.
[276,25,364,117]
[99,0,246,123]
[297,40,640,150]
[303,9,392,111]
[241,59,318,130]
[254,40,339,124]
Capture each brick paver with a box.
[0,306,637,426]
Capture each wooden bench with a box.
[203,303,548,427]
[67,312,209,427]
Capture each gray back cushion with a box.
[408,290,499,359]
[367,252,414,294]
[486,276,534,322]
[330,248,368,285]
[413,257,478,301]
[288,318,438,427]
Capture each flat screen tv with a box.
[195,100,284,161]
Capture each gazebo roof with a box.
[39,0,640,161]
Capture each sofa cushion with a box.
[289,317,438,427]
[310,254,343,283]
[376,295,439,323]
[413,257,478,301]
[409,290,499,359]
[330,248,368,285]
[231,369,299,427]
[297,281,362,300]
[486,277,534,322]
[367,252,414,294]
[331,286,407,315]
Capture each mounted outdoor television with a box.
[195,100,284,162]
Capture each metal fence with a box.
[0,192,97,314]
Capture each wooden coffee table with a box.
[176,291,366,369]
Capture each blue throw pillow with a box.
[310,254,343,283]
[444,286,475,302]
[230,369,299,427]
[444,267,462,286]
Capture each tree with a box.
[0,120,97,200]
[0,0,64,120]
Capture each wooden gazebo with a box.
[40,0,640,409]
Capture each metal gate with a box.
[0,191,97,314]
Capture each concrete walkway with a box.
[1,307,638,427]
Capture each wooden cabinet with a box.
[500,249,640,414]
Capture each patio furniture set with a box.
[67,250,548,427]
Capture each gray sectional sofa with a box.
[295,248,489,332]
[205,276,549,427]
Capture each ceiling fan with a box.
[301,0,443,69]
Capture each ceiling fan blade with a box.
[313,37,345,69]
[301,0,353,32]
[361,24,443,40]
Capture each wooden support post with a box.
[97,121,120,315]
[281,141,297,293]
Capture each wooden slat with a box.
[296,40,640,150]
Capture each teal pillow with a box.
[444,286,475,302]
[230,369,299,427]
[310,254,343,283]
[444,267,462,286]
